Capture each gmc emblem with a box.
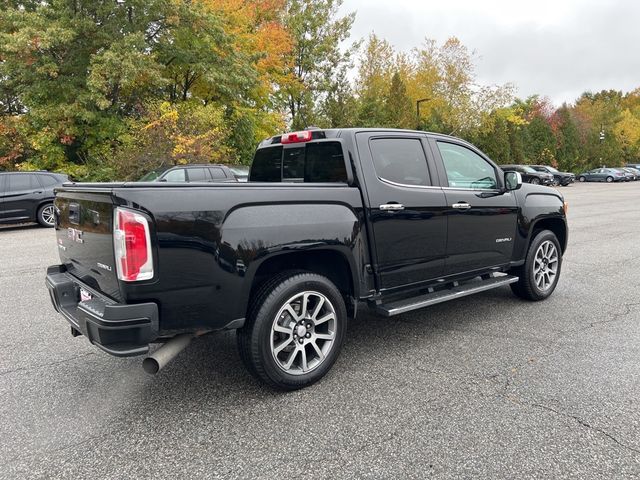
[67,227,84,244]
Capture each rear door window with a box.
[38,174,60,187]
[186,168,209,181]
[209,167,227,179]
[369,138,431,186]
[8,174,38,192]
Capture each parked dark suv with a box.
[0,172,68,227]
[529,165,575,186]
[140,164,239,183]
[499,165,554,185]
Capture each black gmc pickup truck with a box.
[46,128,568,390]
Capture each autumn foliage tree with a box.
[0,0,291,179]
[1,1,640,180]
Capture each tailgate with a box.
[54,190,122,301]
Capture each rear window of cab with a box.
[250,142,347,183]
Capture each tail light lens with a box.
[114,208,153,281]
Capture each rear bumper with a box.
[45,265,158,357]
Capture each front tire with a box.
[510,230,562,301]
[578,176,586,182]
[530,177,540,185]
[606,176,613,183]
[37,203,55,227]
[237,271,347,390]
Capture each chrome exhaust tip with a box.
[142,334,193,374]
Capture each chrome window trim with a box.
[442,186,506,193]
[377,177,441,190]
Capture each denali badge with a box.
[496,237,513,243]
[97,262,112,272]
[67,227,84,244]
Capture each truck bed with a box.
[53,181,368,336]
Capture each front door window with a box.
[437,142,497,190]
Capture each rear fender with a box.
[221,203,365,319]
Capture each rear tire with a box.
[578,176,586,182]
[530,178,540,185]
[37,203,55,228]
[510,230,562,301]
[606,176,613,183]
[237,271,347,390]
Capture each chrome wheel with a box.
[270,291,336,375]
[40,205,55,226]
[533,240,558,291]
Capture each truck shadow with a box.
[137,286,521,400]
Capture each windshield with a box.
[545,166,559,173]
[521,166,537,173]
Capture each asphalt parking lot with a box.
[1,182,639,479]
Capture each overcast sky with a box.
[341,0,640,105]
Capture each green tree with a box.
[384,72,413,129]
[412,37,513,136]
[473,106,526,164]
[283,0,357,129]
[0,0,288,177]
[355,34,394,127]
[613,108,640,162]
[553,105,582,171]
[524,115,556,163]
[573,90,625,168]
[474,113,511,163]
[318,65,358,127]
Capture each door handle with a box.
[452,202,471,210]
[33,191,43,194]
[379,203,404,211]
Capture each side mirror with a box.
[504,171,522,191]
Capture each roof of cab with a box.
[258,127,464,148]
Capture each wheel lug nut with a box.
[305,333,311,338]
[299,339,304,344]
[306,324,312,329]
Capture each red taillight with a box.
[114,208,153,281]
[280,130,313,144]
